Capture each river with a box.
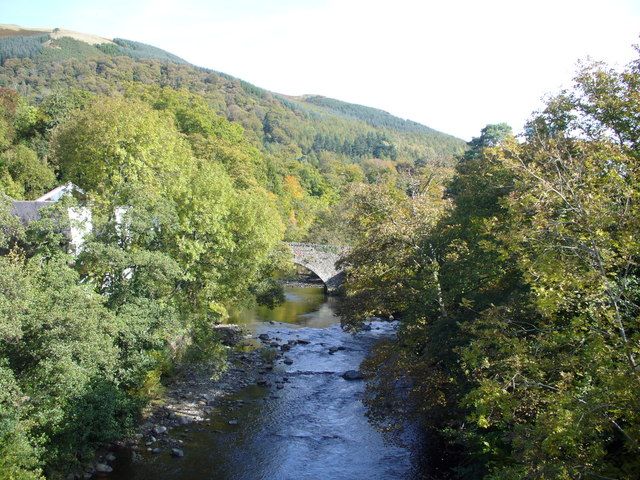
[110,285,423,480]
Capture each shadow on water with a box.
[111,285,427,480]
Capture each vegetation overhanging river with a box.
[108,285,424,480]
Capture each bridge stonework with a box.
[286,242,347,294]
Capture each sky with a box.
[2,0,639,140]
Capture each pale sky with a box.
[2,0,639,139]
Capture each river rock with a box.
[283,358,293,365]
[296,339,310,345]
[171,448,184,458]
[95,463,113,473]
[328,346,340,354]
[178,415,193,426]
[342,370,364,381]
[228,419,238,425]
[152,448,162,454]
[104,453,116,462]
[280,344,291,351]
[258,333,270,341]
[152,425,167,435]
[212,324,243,346]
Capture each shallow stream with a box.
[110,285,421,480]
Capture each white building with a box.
[10,182,92,254]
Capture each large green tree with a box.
[346,53,640,479]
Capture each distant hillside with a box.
[0,24,465,165]
[298,95,439,134]
[0,25,188,64]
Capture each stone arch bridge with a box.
[286,243,348,294]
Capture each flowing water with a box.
[111,285,422,480]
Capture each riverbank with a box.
[82,323,296,477]
[132,324,319,440]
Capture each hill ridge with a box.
[0,23,466,166]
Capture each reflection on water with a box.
[111,286,419,480]
[230,285,340,328]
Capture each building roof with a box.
[9,183,84,224]
[11,200,52,223]
[35,182,85,202]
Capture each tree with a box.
[354,56,640,479]
[460,58,640,478]
[0,145,55,199]
[53,96,193,200]
[338,165,450,326]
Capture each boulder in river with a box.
[95,463,113,474]
[177,415,193,426]
[212,324,243,346]
[341,370,364,381]
[171,448,184,458]
[258,333,270,341]
[152,425,167,435]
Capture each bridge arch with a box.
[286,243,346,294]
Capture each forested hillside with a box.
[0,26,464,167]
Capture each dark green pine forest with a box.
[0,25,639,480]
